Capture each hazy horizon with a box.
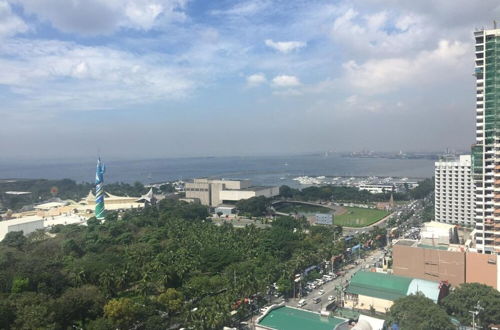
[1,148,469,164]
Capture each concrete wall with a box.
[211,179,251,190]
[255,186,280,198]
[185,182,211,205]
[0,218,45,240]
[219,190,256,201]
[466,252,498,289]
[393,244,465,286]
[219,187,279,203]
[344,295,393,314]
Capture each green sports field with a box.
[334,207,389,227]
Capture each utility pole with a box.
[469,301,484,330]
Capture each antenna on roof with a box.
[494,20,497,29]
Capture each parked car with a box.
[297,299,307,307]
[328,295,335,301]
[318,289,325,295]
[313,297,321,304]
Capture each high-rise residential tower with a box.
[435,155,474,226]
[472,27,500,254]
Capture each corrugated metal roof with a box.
[407,279,440,303]
[346,272,412,301]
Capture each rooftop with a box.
[423,221,456,230]
[346,272,411,301]
[394,239,417,247]
[237,186,275,191]
[417,244,449,251]
[346,271,440,302]
[258,306,344,330]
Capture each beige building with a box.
[393,239,466,287]
[392,238,500,290]
[184,178,279,207]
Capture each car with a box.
[313,297,321,304]
[328,295,335,301]
[318,289,325,295]
[260,307,268,313]
[297,299,307,307]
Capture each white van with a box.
[297,299,306,307]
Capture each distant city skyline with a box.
[1,0,499,159]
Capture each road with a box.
[286,248,386,314]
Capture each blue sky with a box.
[0,0,499,160]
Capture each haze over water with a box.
[0,154,435,186]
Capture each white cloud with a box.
[9,0,187,35]
[246,73,267,86]
[272,75,300,87]
[343,40,469,95]
[265,39,306,54]
[0,0,28,38]
[211,0,269,17]
[0,39,193,111]
[331,7,430,59]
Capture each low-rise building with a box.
[185,178,279,207]
[214,205,236,216]
[315,213,333,225]
[358,184,394,194]
[392,239,466,287]
[0,216,44,240]
[392,238,500,291]
[420,221,459,246]
[256,305,345,330]
[344,271,441,313]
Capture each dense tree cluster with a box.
[0,199,356,329]
[387,294,455,330]
[408,178,434,200]
[235,196,271,216]
[441,283,500,328]
[281,185,403,203]
[387,284,500,329]
[279,178,434,204]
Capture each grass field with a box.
[334,207,389,227]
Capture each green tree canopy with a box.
[387,294,454,330]
[441,283,500,328]
[236,196,270,216]
[2,231,27,249]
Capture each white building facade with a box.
[185,178,279,207]
[434,155,474,226]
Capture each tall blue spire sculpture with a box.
[95,157,106,220]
